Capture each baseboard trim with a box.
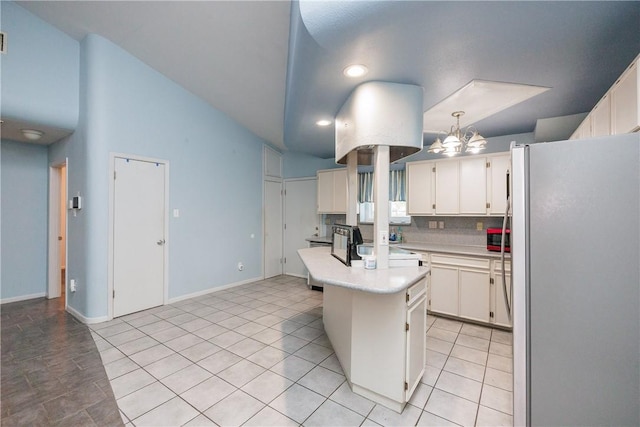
[0,292,46,304]
[168,276,263,304]
[66,305,109,325]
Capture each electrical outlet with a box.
[379,230,389,246]
[438,221,445,229]
[237,262,244,271]
[429,221,437,229]
[476,221,483,231]
[70,279,77,292]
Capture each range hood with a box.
[335,81,424,165]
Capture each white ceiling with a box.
[17,0,291,150]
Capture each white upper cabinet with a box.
[488,154,510,216]
[435,160,459,214]
[591,93,611,137]
[459,157,487,215]
[406,161,435,215]
[612,59,639,135]
[317,168,347,214]
[571,54,640,140]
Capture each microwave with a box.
[487,228,510,252]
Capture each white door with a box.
[284,178,318,277]
[264,179,283,278]
[113,157,166,317]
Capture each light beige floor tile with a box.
[95,322,133,338]
[208,330,245,348]
[293,342,333,364]
[180,341,222,362]
[117,335,158,356]
[426,337,455,355]
[480,384,513,415]
[252,327,284,345]
[217,359,265,387]
[425,389,479,426]
[269,383,325,423]
[304,399,364,427]
[455,334,490,352]
[444,356,486,382]
[166,313,199,325]
[226,337,267,358]
[269,355,316,381]
[298,366,345,397]
[432,317,463,333]
[204,390,265,426]
[426,349,448,369]
[164,333,204,352]
[110,368,156,399]
[198,350,242,374]
[132,396,198,427]
[409,382,434,410]
[107,329,146,347]
[368,402,423,427]
[241,370,293,403]
[180,376,235,412]
[319,353,343,374]
[98,346,126,364]
[491,329,513,346]
[489,341,513,358]
[129,344,175,367]
[244,406,298,427]
[416,410,459,426]
[234,321,268,337]
[160,364,212,394]
[487,353,513,373]
[104,357,139,380]
[290,325,324,341]
[422,365,442,386]
[192,323,228,340]
[117,381,175,421]
[329,382,376,416]
[255,314,284,327]
[484,367,513,392]
[362,418,383,426]
[146,353,193,380]
[247,346,288,368]
[217,315,249,330]
[150,325,188,343]
[271,335,309,354]
[450,344,489,366]
[138,320,174,335]
[180,318,213,333]
[460,323,493,340]
[183,414,217,426]
[435,371,483,403]
[427,326,459,343]
[476,404,513,426]
[312,333,333,349]
[125,314,161,328]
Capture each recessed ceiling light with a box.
[21,129,44,141]
[316,119,332,126]
[343,64,368,78]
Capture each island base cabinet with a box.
[324,279,427,413]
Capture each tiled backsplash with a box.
[322,214,505,247]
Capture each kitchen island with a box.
[298,246,429,413]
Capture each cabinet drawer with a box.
[431,254,490,270]
[407,279,426,306]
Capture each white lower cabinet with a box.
[423,251,511,328]
[492,260,512,328]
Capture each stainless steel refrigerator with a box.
[511,133,639,426]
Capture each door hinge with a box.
[406,293,410,303]
[490,277,494,285]
[284,223,287,230]
[486,161,491,168]
[432,203,436,209]
[405,322,409,332]
[486,202,491,209]
[432,166,436,173]
[404,382,409,391]
[284,257,287,264]
[114,171,116,180]
[113,290,115,298]
[490,311,494,318]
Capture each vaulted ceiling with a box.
[16,1,640,158]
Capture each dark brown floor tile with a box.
[43,383,106,422]
[1,388,39,419]
[54,409,98,426]
[1,403,50,427]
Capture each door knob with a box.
[157,239,166,246]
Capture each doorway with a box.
[264,179,283,278]
[47,161,67,305]
[283,178,319,277]
[110,155,168,318]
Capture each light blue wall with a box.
[1,141,49,300]
[283,151,340,178]
[50,34,265,319]
[0,1,79,130]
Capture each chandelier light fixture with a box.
[427,111,487,156]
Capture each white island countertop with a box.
[298,246,428,294]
